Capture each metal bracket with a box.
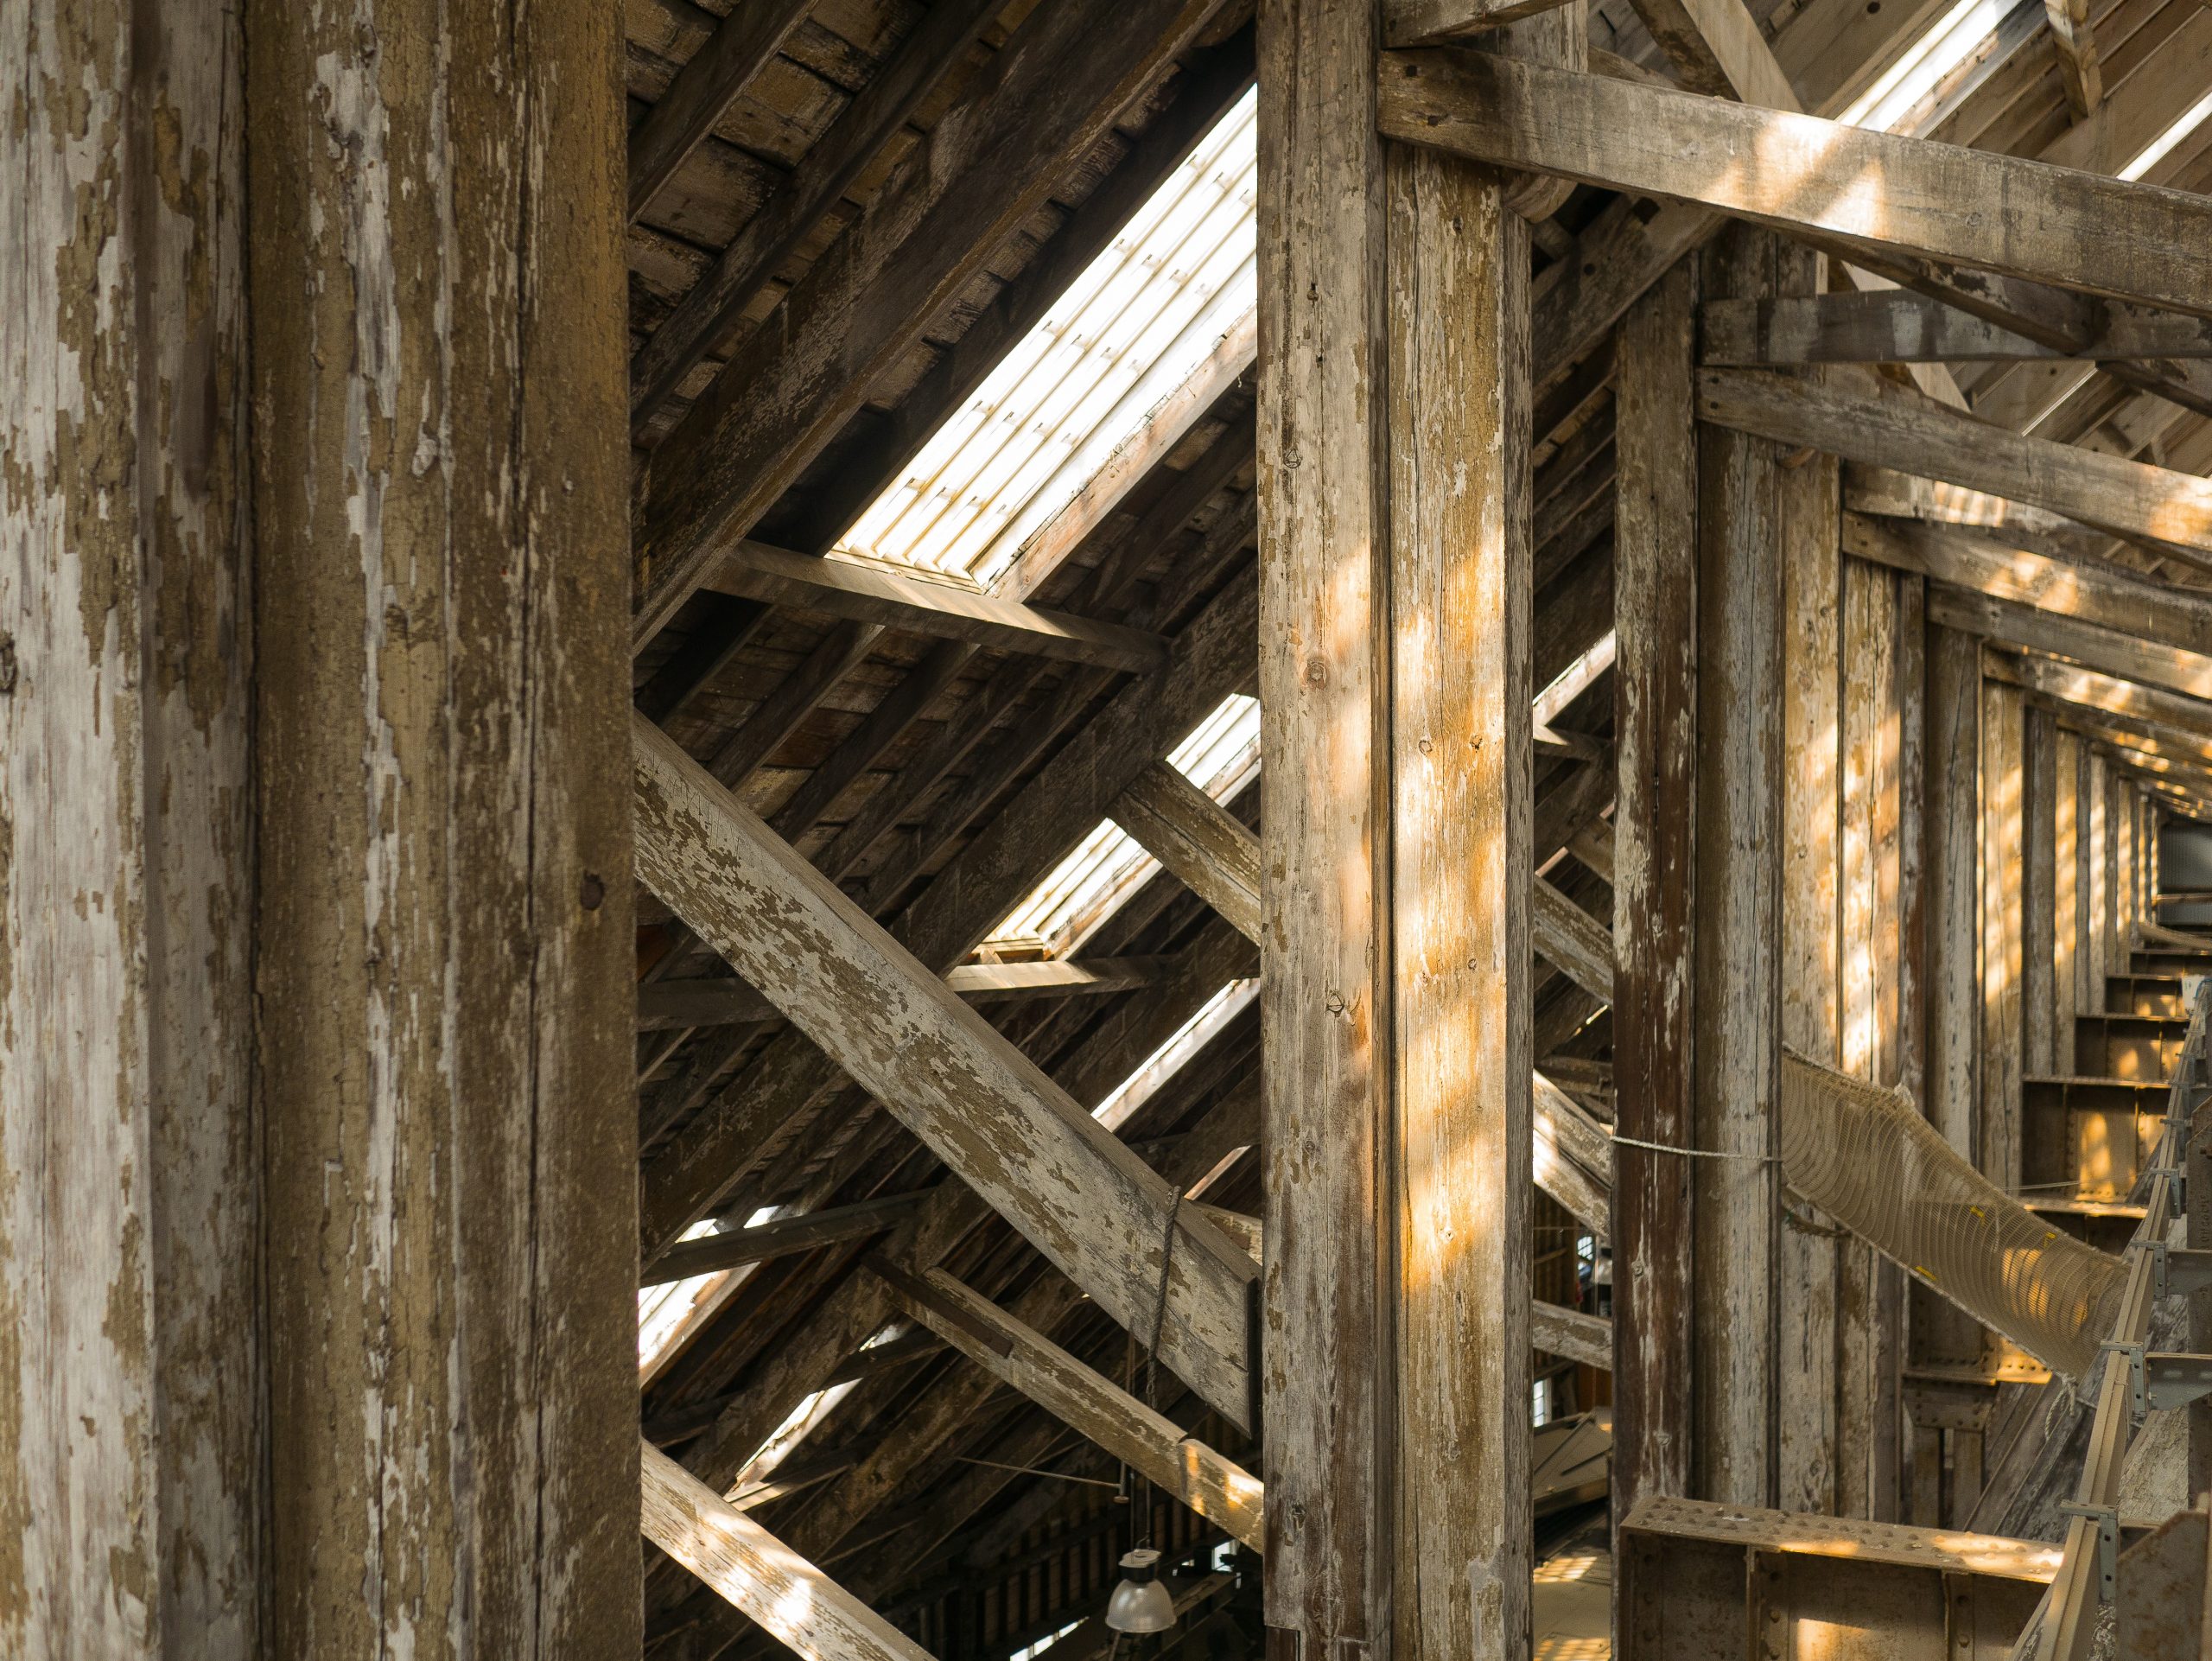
[2126,1237,2168,1299]
[2146,1161,2186,1213]
[2101,1339,2147,1422]
[2145,1351,2212,1410]
[2058,1502,2120,1603]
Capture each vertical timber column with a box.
[2056,730,2080,1058]
[1612,262,1699,1530]
[1692,227,1784,1510]
[2022,710,2059,1077]
[1777,328,1840,1519]
[1839,553,1902,1522]
[245,4,641,1656]
[2116,784,2137,945]
[2082,747,2107,1011]
[1386,141,1532,1661]
[1925,626,1981,1161]
[1258,3,1533,1657]
[1980,671,2024,1192]
[2,5,258,1652]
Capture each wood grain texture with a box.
[1839,552,1902,1522]
[1532,876,1615,1001]
[704,542,1169,671]
[1700,292,2212,366]
[1626,0,1799,106]
[626,0,815,223]
[628,0,1003,430]
[1699,367,2212,563]
[1256,0,1389,1639]
[1114,762,1266,945]
[630,0,1220,652]
[1844,513,2212,660]
[642,1441,939,1661]
[1979,675,2024,1191]
[1691,227,1785,1511]
[633,715,1256,1429]
[880,1266,1268,1551]
[1376,51,2212,315]
[245,3,640,1651]
[1779,370,1843,1519]
[1386,141,1534,1661]
[1927,586,2212,705]
[1612,258,1700,1524]
[2,3,257,1651]
[2022,710,2061,1079]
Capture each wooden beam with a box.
[2044,0,2102,121]
[1611,258,1700,1527]
[1701,292,2212,366]
[1782,366,1844,1516]
[1113,763,1263,945]
[1535,1073,1613,1241]
[1376,52,2212,316]
[628,0,1003,429]
[1987,649,2212,745]
[704,542,1169,672]
[246,3,643,1649]
[4,7,258,1644]
[1697,367,2212,565]
[641,1441,941,1661]
[1382,0,1580,42]
[633,714,1256,1429]
[876,1265,1267,1552]
[1692,227,1786,1508]
[626,0,814,223]
[642,1192,932,1286]
[1259,3,1533,1650]
[1843,512,2212,659]
[1531,1301,1614,1371]
[1532,875,1615,1002]
[636,571,1254,1263]
[638,958,1170,1031]
[1980,674,2024,1192]
[1625,0,1798,107]
[1925,625,1980,1161]
[630,0,1220,652]
[1925,585,2212,704]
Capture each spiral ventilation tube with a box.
[1780,1050,2126,1382]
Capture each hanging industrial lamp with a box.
[1103,1548,1177,1634]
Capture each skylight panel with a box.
[983,693,1260,958]
[836,89,1259,589]
[1838,0,2010,130]
[636,1204,783,1383]
[2120,89,2212,181]
[1092,977,1261,1132]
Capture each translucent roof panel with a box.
[982,693,1259,958]
[834,89,1259,590]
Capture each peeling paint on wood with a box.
[244,3,639,1652]
[2,3,257,1652]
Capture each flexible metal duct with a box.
[1781,1051,2126,1382]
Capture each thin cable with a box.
[1609,1131,1780,1163]
[1133,1197,1183,1552]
